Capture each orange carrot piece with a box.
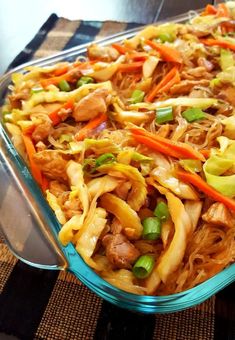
[49,100,74,126]
[22,134,43,186]
[130,127,205,161]
[41,175,49,192]
[127,52,149,61]
[75,113,107,141]
[200,149,211,159]
[157,69,180,94]
[145,39,182,64]
[112,43,133,54]
[177,171,235,212]
[201,4,217,15]
[132,134,183,158]
[118,61,144,72]
[21,124,35,135]
[200,39,235,52]
[52,65,69,77]
[145,66,179,102]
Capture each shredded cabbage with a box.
[203,138,235,197]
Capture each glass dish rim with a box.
[1,7,235,313]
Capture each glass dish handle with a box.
[0,125,67,270]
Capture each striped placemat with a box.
[1,14,235,340]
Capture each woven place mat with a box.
[1,14,235,340]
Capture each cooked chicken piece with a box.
[31,113,53,142]
[170,79,210,95]
[197,57,214,71]
[33,150,68,181]
[63,197,81,220]
[102,233,140,269]
[182,67,213,80]
[9,89,30,109]
[49,180,69,197]
[218,86,235,107]
[202,202,234,228]
[110,218,123,235]
[88,44,119,61]
[114,181,132,200]
[73,88,109,122]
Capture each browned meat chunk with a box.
[110,218,123,235]
[49,180,69,196]
[88,44,119,61]
[33,150,68,181]
[73,88,109,122]
[218,86,235,107]
[202,202,234,228]
[102,233,140,269]
[197,57,214,71]
[31,113,53,142]
[170,79,210,95]
[182,67,213,80]
[8,89,30,109]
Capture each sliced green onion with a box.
[31,87,44,94]
[133,255,155,279]
[156,106,173,124]
[210,78,221,88]
[131,89,145,104]
[77,76,94,88]
[182,107,206,123]
[58,80,71,92]
[154,202,170,222]
[142,217,161,240]
[158,33,174,43]
[95,153,116,167]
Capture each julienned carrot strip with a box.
[145,39,182,64]
[75,113,107,141]
[132,134,183,158]
[49,100,74,126]
[200,149,211,159]
[145,66,179,102]
[41,175,49,192]
[130,127,205,161]
[201,4,217,15]
[112,43,133,54]
[21,124,35,135]
[22,134,43,186]
[157,70,180,94]
[52,65,69,76]
[200,39,235,52]
[177,171,235,212]
[127,52,149,61]
[118,61,144,72]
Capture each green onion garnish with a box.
[58,80,71,92]
[210,78,220,88]
[77,76,94,88]
[158,33,174,43]
[133,255,155,279]
[142,217,161,240]
[154,202,169,222]
[95,153,116,167]
[131,89,145,104]
[31,87,44,94]
[182,107,206,123]
[156,106,173,124]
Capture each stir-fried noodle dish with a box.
[3,2,235,295]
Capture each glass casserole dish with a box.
[1,8,235,314]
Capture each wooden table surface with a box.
[0,0,214,75]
